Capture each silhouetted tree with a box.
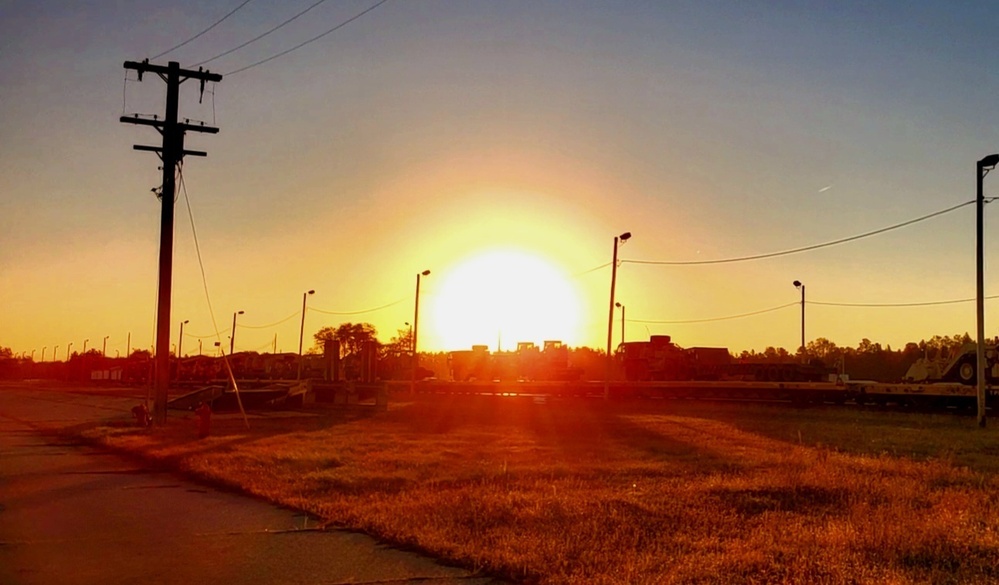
[313,322,379,359]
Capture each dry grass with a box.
[82,398,999,584]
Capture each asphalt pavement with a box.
[0,384,507,585]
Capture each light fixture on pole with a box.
[412,270,431,393]
[66,342,73,360]
[178,320,189,359]
[41,346,47,362]
[230,310,244,355]
[793,280,805,355]
[605,231,632,400]
[297,289,315,380]
[615,302,626,345]
[976,153,999,427]
[30,349,35,361]
[102,335,109,357]
[53,345,59,362]
[83,339,89,354]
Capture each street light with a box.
[178,320,189,358]
[976,154,999,427]
[793,280,805,355]
[412,269,431,392]
[83,338,89,354]
[30,349,35,361]
[41,347,47,362]
[66,342,73,360]
[605,231,632,400]
[53,345,59,362]
[230,310,244,355]
[297,289,315,380]
[102,335,109,357]
[615,302,626,345]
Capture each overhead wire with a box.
[809,295,999,308]
[238,312,299,329]
[310,297,407,316]
[572,262,612,277]
[152,0,254,60]
[194,0,332,67]
[178,164,249,428]
[629,302,799,324]
[224,0,392,76]
[623,200,974,266]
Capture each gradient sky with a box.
[3,0,999,360]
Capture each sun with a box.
[429,249,583,350]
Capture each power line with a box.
[629,302,798,324]
[624,200,974,266]
[572,262,611,278]
[311,297,406,316]
[194,0,331,67]
[225,0,392,76]
[239,311,299,329]
[809,295,999,308]
[152,0,254,60]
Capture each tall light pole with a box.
[102,335,109,357]
[615,302,626,344]
[126,332,131,358]
[83,338,89,354]
[230,310,244,355]
[178,320,189,358]
[66,342,73,360]
[41,347,47,362]
[53,345,59,362]
[605,231,631,400]
[30,349,35,361]
[297,289,315,380]
[976,154,999,427]
[412,269,430,392]
[793,280,805,356]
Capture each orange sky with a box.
[3,1,999,360]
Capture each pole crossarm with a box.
[119,115,219,135]
[133,145,208,157]
[124,60,222,83]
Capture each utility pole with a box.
[121,60,222,424]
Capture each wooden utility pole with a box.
[121,60,222,424]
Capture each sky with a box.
[3,0,999,360]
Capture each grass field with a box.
[83,397,999,584]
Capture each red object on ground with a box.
[195,402,211,438]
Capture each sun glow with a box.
[429,249,583,351]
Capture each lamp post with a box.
[605,231,632,400]
[102,335,109,357]
[83,339,89,354]
[53,345,58,362]
[198,339,202,356]
[66,342,73,360]
[615,302,626,345]
[976,154,999,427]
[297,289,315,380]
[41,347,47,362]
[178,320,189,358]
[793,280,805,356]
[412,269,430,392]
[230,310,244,355]
[126,332,131,358]
[30,349,35,361]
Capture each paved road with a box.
[0,385,505,585]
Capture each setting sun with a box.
[429,249,583,351]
